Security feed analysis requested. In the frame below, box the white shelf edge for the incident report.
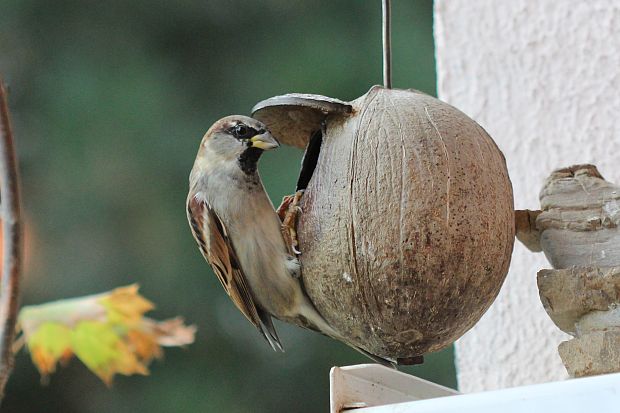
[330,364,458,413]
[346,370,620,413]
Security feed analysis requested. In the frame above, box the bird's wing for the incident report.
[187,195,283,351]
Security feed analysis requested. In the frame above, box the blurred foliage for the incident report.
[18,285,195,385]
[0,0,454,411]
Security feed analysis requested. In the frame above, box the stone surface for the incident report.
[538,266,620,377]
[537,267,620,334]
[435,0,620,391]
[558,330,620,377]
[537,165,620,269]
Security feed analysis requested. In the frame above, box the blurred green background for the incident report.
[0,0,454,411]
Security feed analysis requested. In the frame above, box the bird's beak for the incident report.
[250,132,280,150]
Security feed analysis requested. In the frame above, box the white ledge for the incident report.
[329,364,458,412]
[330,364,620,413]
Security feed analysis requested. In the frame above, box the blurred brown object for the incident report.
[0,78,22,398]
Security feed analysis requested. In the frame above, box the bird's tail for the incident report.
[258,308,284,352]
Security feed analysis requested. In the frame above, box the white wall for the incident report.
[434,0,620,392]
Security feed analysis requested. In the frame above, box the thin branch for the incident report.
[0,79,22,399]
[382,0,392,88]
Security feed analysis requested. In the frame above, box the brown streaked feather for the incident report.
[187,195,283,351]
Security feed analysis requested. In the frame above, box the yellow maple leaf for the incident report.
[16,285,196,385]
[126,328,162,363]
[27,323,72,377]
[99,285,155,326]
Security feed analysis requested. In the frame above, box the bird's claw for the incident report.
[278,190,305,255]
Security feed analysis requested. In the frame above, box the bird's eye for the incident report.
[233,124,254,140]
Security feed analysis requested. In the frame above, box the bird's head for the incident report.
[195,115,279,171]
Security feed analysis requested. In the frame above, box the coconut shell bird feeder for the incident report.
[251,1,515,362]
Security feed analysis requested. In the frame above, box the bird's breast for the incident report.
[230,208,300,317]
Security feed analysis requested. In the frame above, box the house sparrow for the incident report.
[187,115,394,366]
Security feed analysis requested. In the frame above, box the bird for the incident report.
[187,115,394,366]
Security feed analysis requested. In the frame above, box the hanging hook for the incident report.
[382,0,392,89]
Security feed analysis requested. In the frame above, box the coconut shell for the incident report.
[253,93,352,149]
[253,86,515,359]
